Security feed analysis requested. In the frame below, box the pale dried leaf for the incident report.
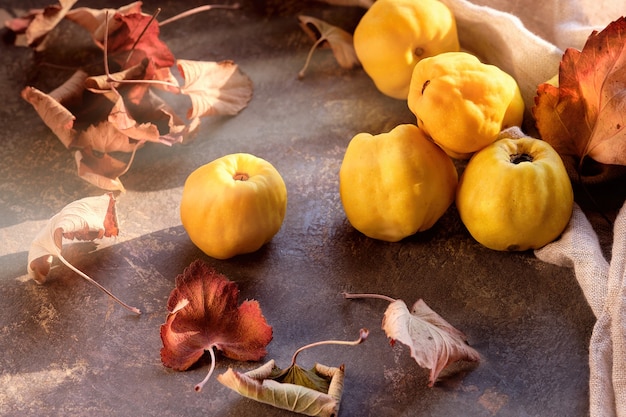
[75,150,128,192]
[218,360,343,417]
[27,193,118,283]
[65,1,144,45]
[21,86,76,148]
[25,0,78,47]
[177,59,253,119]
[382,299,480,387]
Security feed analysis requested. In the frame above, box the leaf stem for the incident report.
[195,345,217,392]
[298,36,326,79]
[290,328,369,367]
[56,254,141,315]
[342,291,396,303]
[159,3,241,27]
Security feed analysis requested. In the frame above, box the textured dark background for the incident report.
[1,1,621,416]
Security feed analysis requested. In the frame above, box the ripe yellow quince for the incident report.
[456,135,573,251]
[353,0,460,100]
[180,153,287,259]
[408,51,525,159]
[339,124,458,242]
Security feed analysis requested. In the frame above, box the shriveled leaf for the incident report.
[533,17,626,168]
[218,360,344,417]
[27,193,140,314]
[382,299,480,387]
[65,2,144,45]
[21,86,77,148]
[75,150,128,192]
[28,193,118,282]
[297,15,360,78]
[8,0,78,48]
[160,259,272,372]
[177,59,254,119]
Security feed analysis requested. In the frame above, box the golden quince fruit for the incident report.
[456,135,573,251]
[339,124,458,242]
[180,153,287,259]
[353,0,460,100]
[408,51,525,159]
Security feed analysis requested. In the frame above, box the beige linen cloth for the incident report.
[437,0,625,415]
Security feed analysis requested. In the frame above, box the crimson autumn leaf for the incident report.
[160,259,273,392]
[344,292,480,387]
[105,12,175,70]
[27,193,140,314]
[297,15,360,79]
[533,17,626,173]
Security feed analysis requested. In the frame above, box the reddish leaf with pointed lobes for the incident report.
[533,17,626,167]
[160,260,273,371]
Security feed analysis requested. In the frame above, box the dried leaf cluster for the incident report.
[7,1,253,191]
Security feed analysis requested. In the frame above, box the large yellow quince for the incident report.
[180,153,287,259]
[339,124,458,242]
[456,135,573,251]
[353,0,459,100]
[408,52,525,159]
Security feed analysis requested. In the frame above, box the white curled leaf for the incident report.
[27,193,140,314]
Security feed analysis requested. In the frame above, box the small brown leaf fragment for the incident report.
[177,59,254,119]
[382,299,480,387]
[6,0,78,48]
[21,86,77,148]
[297,15,360,79]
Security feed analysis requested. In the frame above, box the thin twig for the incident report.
[342,291,396,303]
[57,254,141,315]
[159,3,241,26]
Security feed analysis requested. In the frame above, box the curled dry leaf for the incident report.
[218,361,344,417]
[160,259,273,392]
[27,193,140,314]
[217,328,368,417]
[297,15,360,79]
[533,17,626,179]
[344,293,480,387]
[6,0,78,48]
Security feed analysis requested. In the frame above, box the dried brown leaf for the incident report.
[382,299,481,387]
[177,59,254,119]
[298,15,360,78]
